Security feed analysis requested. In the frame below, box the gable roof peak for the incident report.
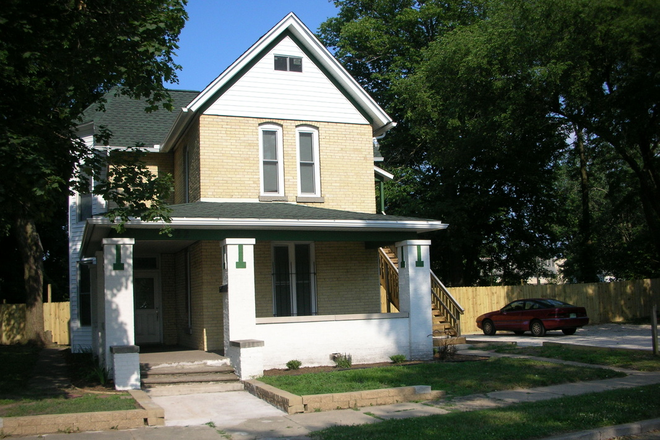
[162,13,394,152]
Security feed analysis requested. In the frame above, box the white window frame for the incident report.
[259,124,284,197]
[296,125,321,197]
[271,242,317,317]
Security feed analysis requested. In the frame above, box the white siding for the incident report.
[204,37,369,125]
[68,131,103,351]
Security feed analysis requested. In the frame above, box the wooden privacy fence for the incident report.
[0,302,70,345]
[451,278,660,335]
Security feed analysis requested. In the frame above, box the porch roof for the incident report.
[80,202,447,256]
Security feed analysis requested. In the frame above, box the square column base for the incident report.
[228,339,264,380]
[110,345,141,390]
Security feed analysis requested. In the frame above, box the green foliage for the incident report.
[0,393,136,417]
[286,360,302,370]
[389,354,407,364]
[333,353,353,369]
[323,0,660,283]
[310,384,660,440]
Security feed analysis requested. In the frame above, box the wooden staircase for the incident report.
[379,246,465,345]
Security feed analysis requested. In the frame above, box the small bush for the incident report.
[286,360,302,370]
[435,344,457,361]
[390,354,407,364]
[333,353,352,369]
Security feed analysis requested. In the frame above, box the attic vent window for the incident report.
[274,55,302,72]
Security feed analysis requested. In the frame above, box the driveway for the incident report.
[465,323,658,351]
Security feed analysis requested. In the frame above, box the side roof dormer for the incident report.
[161,12,395,152]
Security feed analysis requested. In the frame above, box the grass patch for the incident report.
[310,383,660,440]
[0,344,42,397]
[0,345,136,417]
[258,358,624,397]
[484,344,660,371]
[0,393,137,417]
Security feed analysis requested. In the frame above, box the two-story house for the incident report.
[69,13,448,388]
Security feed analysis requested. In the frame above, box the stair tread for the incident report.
[141,364,234,375]
[142,373,239,384]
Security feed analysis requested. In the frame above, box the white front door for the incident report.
[134,273,161,345]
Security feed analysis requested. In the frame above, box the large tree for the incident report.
[0,0,187,343]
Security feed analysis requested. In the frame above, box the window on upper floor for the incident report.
[274,55,302,72]
[296,126,321,198]
[259,124,284,197]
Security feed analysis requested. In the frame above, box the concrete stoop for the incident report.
[244,379,444,414]
[0,390,163,437]
[141,359,240,389]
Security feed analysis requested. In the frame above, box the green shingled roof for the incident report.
[81,89,199,147]
[169,201,437,223]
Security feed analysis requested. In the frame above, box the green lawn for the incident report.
[310,383,660,440]
[482,344,660,371]
[0,345,136,416]
[259,357,624,397]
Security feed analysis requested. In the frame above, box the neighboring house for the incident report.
[69,13,448,388]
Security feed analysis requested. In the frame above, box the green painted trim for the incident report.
[109,228,418,243]
[400,247,406,268]
[415,245,424,267]
[113,244,125,271]
[236,244,247,269]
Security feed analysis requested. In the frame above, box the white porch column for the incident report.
[221,238,263,379]
[102,238,138,387]
[395,240,433,360]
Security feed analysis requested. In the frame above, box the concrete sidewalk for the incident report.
[12,342,660,440]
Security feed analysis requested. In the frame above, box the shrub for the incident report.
[286,360,302,370]
[390,354,407,364]
[435,344,457,361]
[333,353,352,369]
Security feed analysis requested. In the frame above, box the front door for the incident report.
[134,273,161,344]
[272,243,316,316]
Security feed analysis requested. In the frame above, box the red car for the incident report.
[476,298,589,337]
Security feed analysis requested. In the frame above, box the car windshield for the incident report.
[535,299,572,308]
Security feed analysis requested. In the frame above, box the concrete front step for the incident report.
[141,361,239,388]
[433,336,467,346]
[144,382,245,397]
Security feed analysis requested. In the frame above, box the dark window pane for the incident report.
[273,247,291,316]
[134,278,155,309]
[289,57,303,72]
[263,162,278,193]
[295,244,312,315]
[79,265,91,326]
[134,257,158,270]
[262,130,277,160]
[274,56,288,71]
[79,193,92,222]
[299,132,313,162]
[300,163,315,194]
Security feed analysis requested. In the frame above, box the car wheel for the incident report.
[562,328,577,335]
[482,319,496,335]
[530,320,546,337]
[514,331,525,335]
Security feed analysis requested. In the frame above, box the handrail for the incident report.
[378,247,399,312]
[430,271,464,336]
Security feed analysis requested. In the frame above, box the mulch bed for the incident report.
[263,353,488,377]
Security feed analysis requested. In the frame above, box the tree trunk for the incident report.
[575,128,598,282]
[15,215,45,345]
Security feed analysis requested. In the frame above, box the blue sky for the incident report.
[173,1,339,91]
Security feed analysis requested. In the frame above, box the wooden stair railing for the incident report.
[431,271,464,336]
[379,247,464,336]
[378,247,400,312]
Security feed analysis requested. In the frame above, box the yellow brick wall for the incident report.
[144,152,175,204]
[186,241,224,351]
[172,124,201,204]
[254,240,381,317]
[197,115,376,213]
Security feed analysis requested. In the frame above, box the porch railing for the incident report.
[431,271,464,336]
[378,247,400,312]
[378,248,464,336]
